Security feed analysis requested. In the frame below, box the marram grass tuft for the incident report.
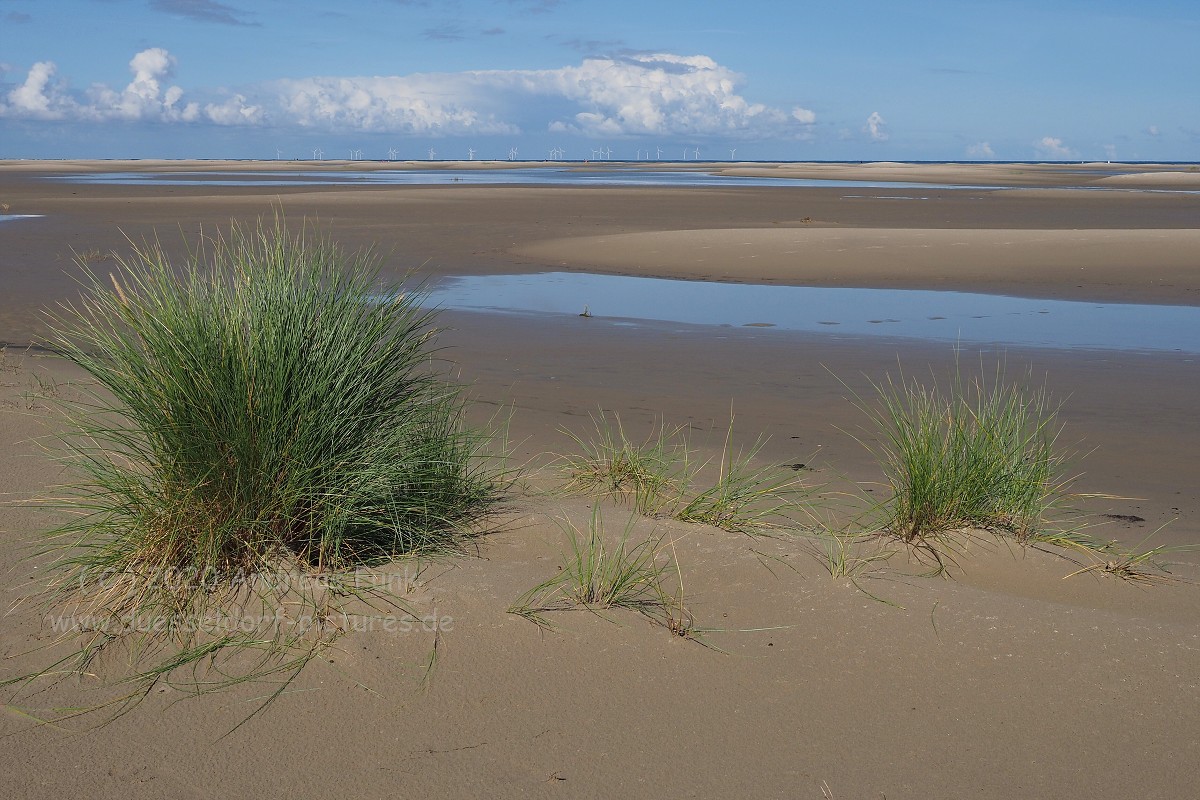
[50,219,501,577]
[6,219,505,721]
[856,362,1072,547]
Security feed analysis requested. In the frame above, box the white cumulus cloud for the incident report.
[864,111,888,141]
[204,93,263,125]
[1,48,206,123]
[1034,136,1076,159]
[791,107,816,124]
[966,141,994,159]
[86,47,203,121]
[273,53,812,138]
[533,53,796,138]
[274,73,519,135]
[5,61,72,119]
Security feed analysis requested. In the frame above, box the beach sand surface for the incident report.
[1,162,1198,799]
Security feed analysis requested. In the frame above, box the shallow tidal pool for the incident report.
[423,271,1200,354]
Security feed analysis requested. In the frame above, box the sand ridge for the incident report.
[517,227,1200,303]
[717,160,1200,188]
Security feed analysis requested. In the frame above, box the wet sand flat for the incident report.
[1,161,1199,799]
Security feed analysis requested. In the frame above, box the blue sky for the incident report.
[1,0,1197,161]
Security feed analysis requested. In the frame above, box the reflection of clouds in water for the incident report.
[428,272,1200,354]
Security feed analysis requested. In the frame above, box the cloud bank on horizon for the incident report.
[0,48,816,142]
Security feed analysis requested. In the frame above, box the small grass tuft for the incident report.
[673,423,802,533]
[1057,529,1192,584]
[810,529,896,580]
[556,412,691,516]
[558,413,809,534]
[508,507,692,634]
[75,247,111,264]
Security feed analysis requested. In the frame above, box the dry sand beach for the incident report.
[2,161,1199,798]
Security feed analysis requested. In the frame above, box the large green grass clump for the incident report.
[860,365,1069,544]
[51,220,500,591]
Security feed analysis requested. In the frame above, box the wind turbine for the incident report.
[387,147,398,161]
[313,147,323,160]
[729,148,736,160]
[508,146,518,161]
[467,147,476,160]
[656,146,663,160]
[693,147,701,160]
[428,146,437,160]
[683,147,688,161]
[603,146,612,160]
[276,148,283,160]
